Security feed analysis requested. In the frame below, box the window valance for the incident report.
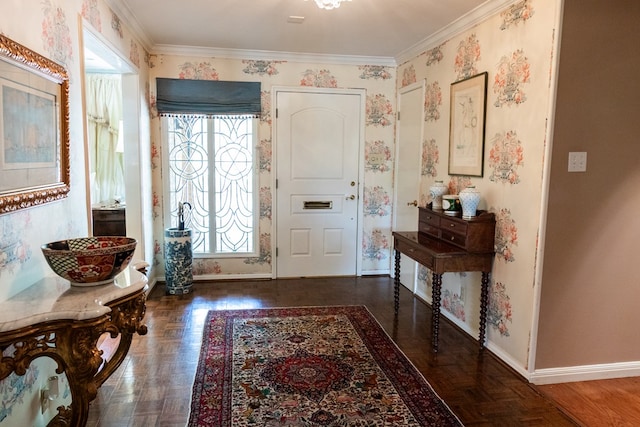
[156,78,261,116]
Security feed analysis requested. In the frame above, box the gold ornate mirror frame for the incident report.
[0,34,70,214]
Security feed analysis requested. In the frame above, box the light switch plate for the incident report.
[568,152,587,172]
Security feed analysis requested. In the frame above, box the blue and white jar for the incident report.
[429,180,448,210]
[459,186,481,219]
[164,227,193,294]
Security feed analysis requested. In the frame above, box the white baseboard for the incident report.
[435,299,640,386]
[530,361,640,385]
[361,269,391,276]
[439,310,533,381]
[154,273,272,285]
[440,309,475,338]
[145,276,158,294]
[484,341,531,379]
[192,273,272,281]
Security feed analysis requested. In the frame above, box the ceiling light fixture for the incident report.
[312,0,351,10]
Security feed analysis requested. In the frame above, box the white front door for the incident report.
[393,81,425,293]
[275,88,363,277]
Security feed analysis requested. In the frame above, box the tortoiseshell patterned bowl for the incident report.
[41,237,136,286]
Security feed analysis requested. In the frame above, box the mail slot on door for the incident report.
[304,201,333,209]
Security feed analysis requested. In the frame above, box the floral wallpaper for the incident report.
[488,130,525,184]
[399,0,557,367]
[0,0,562,422]
[0,0,151,424]
[493,49,531,106]
[0,213,32,274]
[149,56,397,276]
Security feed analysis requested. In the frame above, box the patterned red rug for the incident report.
[188,306,462,426]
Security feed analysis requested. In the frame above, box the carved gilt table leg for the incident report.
[0,287,148,427]
[54,319,111,426]
[0,316,109,427]
[94,291,148,387]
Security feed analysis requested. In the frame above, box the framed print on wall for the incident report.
[0,34,70,214]
[448,72,487,177]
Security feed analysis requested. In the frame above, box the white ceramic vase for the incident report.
[429,180,448,209]
[459,186,481,219]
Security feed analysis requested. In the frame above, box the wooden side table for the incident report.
[0,266,148,426]
[393,209,495,352]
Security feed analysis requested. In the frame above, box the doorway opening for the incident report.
[80,23,144,259]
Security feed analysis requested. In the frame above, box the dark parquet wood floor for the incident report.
[87,276,581,426]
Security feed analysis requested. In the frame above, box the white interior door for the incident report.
[275,89,363,277]
[393,81,425,292]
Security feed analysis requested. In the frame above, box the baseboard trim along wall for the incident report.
[530,361,640,385]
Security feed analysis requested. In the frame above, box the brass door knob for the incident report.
[407,200,418,207]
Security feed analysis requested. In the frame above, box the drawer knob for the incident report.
[450,223,455,227]
[451,236,455,241]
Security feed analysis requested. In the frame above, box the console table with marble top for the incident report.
[0,265,149,426]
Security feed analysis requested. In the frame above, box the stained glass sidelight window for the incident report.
[164,114,257,255]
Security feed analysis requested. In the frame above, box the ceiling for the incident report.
[112,0,496,64]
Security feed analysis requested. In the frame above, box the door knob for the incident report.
[407,200,418,207]
[346,195,356,200]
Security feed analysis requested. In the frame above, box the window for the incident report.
[156,78,261,257]
[163,114,258,256]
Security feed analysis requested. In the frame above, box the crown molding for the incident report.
[395,0,517,65]
[151,44,397,67]
[104,0,153,52]
[104,0,516,68]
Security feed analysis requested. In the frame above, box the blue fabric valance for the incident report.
[156,78,261,116]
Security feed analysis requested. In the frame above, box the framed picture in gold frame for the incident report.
[0,34,70,214]
[448,72,487,177]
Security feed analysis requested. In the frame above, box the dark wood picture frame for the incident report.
[448,72,487,177]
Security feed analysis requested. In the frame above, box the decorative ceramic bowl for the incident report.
[41,237,137,286]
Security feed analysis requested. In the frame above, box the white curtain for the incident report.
[86,74,124,205]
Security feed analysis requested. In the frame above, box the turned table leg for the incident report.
[393,249,401,315]
[431,272,443,352]
[479,272,490,350]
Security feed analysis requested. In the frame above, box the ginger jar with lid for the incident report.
[429,180,448,209]
[459,186,481,219]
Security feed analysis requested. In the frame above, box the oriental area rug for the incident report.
[188,306,462,426]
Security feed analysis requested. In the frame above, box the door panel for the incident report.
[276,90,362,277]
[393,81,425,293]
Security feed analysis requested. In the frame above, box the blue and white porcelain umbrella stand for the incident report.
[164,202,193,294]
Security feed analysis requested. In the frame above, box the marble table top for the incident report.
[0,265,148,333]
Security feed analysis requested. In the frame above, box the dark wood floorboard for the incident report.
[87,276,578,426]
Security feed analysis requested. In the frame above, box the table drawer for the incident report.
[440,217,468,235]
[419,209,440,227]
[441,229,466,248]
[395,237,434,269]
[418,221,440,238]
[417,206,495,254]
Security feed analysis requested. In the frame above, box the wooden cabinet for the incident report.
[92,207,126,236]
[418,206,495,253]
